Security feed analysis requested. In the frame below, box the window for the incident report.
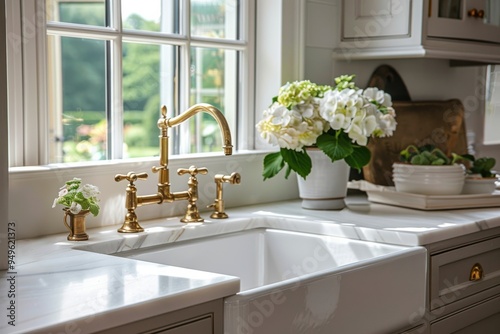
[485,65,500,145]
[9,0,252,166]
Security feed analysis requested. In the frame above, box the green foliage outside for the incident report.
[57,3,228,162]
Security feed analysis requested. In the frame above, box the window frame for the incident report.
[484,64,500,145]
[8,0,256,168]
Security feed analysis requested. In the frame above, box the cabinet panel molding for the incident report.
[335,0,500,63]
[430,236,500,310]
[430,294,500,333]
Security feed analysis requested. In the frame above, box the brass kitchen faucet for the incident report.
[115,104,237,232]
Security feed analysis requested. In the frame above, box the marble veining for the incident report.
[2,198,500,333]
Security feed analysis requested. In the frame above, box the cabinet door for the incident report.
[395,323,429,334]
[427,0,500,44]
[152,316,212,334]
[342,0,412,40]
[430,294,500,333]
[97,299,223,334]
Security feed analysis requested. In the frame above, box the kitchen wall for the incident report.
[303,0,495,163]
[6,0,498,242]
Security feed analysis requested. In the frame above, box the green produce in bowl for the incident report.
[399,144,454,165]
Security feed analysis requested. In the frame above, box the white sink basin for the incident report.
[111,228,427,334]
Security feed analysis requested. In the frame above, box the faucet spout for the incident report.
[160,103,233,155]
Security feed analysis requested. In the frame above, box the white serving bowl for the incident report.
[394,178,464,195]
[392,172,465,180]
[393,163,465,175]
[392,163,465,195]
[461,177,497,194]
[393,176,465,184]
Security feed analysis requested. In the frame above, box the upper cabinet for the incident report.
[334,0,500,63]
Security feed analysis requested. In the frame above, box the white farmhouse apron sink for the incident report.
[105,227,426,334]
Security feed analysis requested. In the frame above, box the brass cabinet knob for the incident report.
[468,8,485,18]
[469,263,484,281]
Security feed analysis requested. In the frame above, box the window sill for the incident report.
[8,150,273,179]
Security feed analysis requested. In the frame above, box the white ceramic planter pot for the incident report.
[462,177,497,194]
[297,149,350,210]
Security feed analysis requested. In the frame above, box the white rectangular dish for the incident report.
[367,187,500,210]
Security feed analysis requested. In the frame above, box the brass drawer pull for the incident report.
[469,263,484,281]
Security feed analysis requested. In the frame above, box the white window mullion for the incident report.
[239,0,255,150]
[160,1,178,119]
[109,0,121,30]
[178,0,192,154]
[37,0,50,165]
[6,0,24,167]
[223,1,238,148]
[109,37,124,159]
[47,34,63,164]
[109,0,123,159]
[22,0,43,165]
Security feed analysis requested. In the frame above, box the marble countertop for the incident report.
[1,236,240,334]
[2,196,500,333]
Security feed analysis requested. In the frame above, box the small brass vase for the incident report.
[63,208,90,241]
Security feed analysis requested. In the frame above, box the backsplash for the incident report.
[9,152,299,239]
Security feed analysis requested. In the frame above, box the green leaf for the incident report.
[281,148,312,179]
[284,164,293,179]
[472,157,496,177]
[344,145,371,170]
[399,145,419,162]
[89,203,99,216]
[411,155,428,165]
[80,201,90,210]
[431,148,450,164]
[262,152,285,180]
[316,131,353,162]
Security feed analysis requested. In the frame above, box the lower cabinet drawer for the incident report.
[430,236,500,310]
[152,315,213,334]
[430,294,500,333]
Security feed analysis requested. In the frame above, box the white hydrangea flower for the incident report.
[377,112,397,137]
[347,116,368,146]
[329,113,346,130]
[255,77,398,180]
[82,184,99,199]
[256,78,396,179]
[257,100,328,151]
[362,114,378,137]
[295,102,314,119]
[69,201,82,214]
[363,87,390,106]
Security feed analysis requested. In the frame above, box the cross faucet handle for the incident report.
[177,166,208,177]
[151,165,166,173]
[114,172,148,184]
